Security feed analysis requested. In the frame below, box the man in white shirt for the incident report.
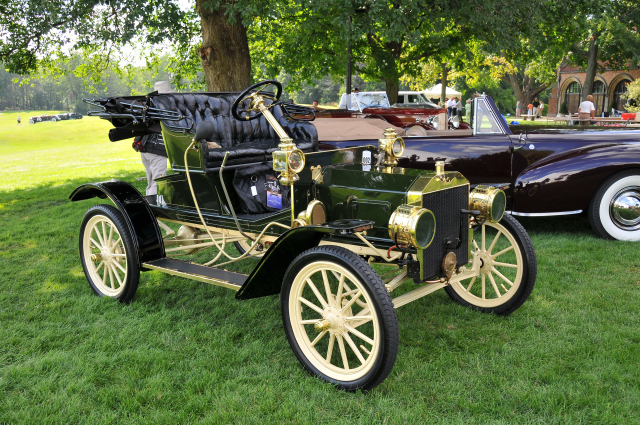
[578,95,596,124]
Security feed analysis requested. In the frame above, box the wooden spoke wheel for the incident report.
[281,246,398,391]
[233,239,267,258]
[79,205,140,302]
[445,214,536,315]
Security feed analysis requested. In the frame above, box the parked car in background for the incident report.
[394,91,441,108]
[321,95,640,241]
[28,112,83,124]
[313,91,447,136]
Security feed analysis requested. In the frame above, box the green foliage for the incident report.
[622,80,640,112]
[559,101,569,115]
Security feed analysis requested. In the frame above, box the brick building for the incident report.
[547,63,639,116]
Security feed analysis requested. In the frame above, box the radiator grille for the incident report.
[421,185,469,280]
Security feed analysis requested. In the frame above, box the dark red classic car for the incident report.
[314,91,469,135]
[320,95,640,241]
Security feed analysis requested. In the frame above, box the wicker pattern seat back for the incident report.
[151,93,318,172]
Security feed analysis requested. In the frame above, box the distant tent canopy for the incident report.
[422,84,461,99]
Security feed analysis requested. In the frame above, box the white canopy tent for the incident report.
[422,84,461,99]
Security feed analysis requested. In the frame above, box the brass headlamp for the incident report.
[469,185,506,223]
[388,205,436,249]
[378,128,405,167]
[292,200,327,227]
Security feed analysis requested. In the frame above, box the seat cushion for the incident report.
[151,93,318,171]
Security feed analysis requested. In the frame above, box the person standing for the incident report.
[17,115,21,125]
[446,98,453,117]
[527,102,533,119]
[532,98,540,117]
[134,80,172,201]
[516,101,522,117]
[455,97,463,120]
[578,94,596,125]
[538,100,545,117]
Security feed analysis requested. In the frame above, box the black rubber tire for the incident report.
[444,214,537,315]
[588,169,640,241]
[281,245,399,391]
[79,204,140,303]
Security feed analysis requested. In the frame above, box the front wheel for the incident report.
[281,246,399,391]
[588,169,640,240]
[79,205,140,302]
[444,214,536,315]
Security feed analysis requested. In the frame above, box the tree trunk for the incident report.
[582,36,598,100]
[385,79,399,105]
[196,0,252,91]
[440,63,448,105]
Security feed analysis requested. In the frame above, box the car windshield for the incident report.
[339,93,391,111]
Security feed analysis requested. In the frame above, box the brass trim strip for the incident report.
[142,262,245,291]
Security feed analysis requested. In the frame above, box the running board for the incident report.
[142,258,246,291]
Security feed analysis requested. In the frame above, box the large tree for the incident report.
[567,0,640,100]
[0,0,252,91]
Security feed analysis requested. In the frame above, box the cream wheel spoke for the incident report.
[107,224,114,250]
[343,332,366,365]
[310,330,327,347]
[108,264,115,289]
[93,225,104,247]
[336,335,349,370]
[112,264,124,287]
[95,261,104,272]
[102,222,108,249]
[305,278,328,308]
[300,319,321,325]
[481,274,486,299]
[487,230,502,255]
[111,253,126,258]
[321,270,333,307]
[341,290,362,313]
[493,261,518,268]
[345,324,374,346]
[101,264,108,287]
[487,271,502,297]
[335,273,346,308]
[325,334,335,363]
[112,259,127,274]
[466,276,476,292]
[492,245,514,259]
[473,239,480,251]
[91,234,103,250]
[482,224,486,251]
[299,296,324,315]
[492,267,514,288]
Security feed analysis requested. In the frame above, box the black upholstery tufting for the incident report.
[150,93,318,172]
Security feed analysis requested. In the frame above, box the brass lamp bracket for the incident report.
[378,127,405,168]
[244,92,306,225]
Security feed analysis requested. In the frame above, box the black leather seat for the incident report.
[151,93,318,173]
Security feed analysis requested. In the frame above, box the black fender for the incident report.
[236,220,372,300]
[70,180,164,265]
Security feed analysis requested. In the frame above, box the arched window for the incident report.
[592,80,606,116]
[613,80,631,112]
[564,81,581,114]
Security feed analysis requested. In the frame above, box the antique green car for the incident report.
[71,81,536,390]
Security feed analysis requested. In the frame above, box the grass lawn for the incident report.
[1,111,640,424]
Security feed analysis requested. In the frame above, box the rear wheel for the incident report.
[281,246,398,391]
[405,125,429,136]
[79,205,140,302]
[444,214,536,315]
[588,169,640,240]
[233,239,267,257]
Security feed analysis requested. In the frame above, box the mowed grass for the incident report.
[1,110,640,424]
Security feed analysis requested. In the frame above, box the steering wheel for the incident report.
[232,80,283,121]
